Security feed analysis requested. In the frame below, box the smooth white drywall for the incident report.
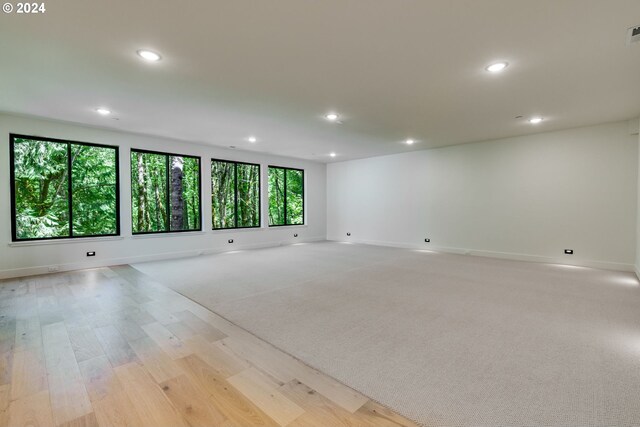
[636,117,640,277]
[328,121,638,271]
[0,113,327,278]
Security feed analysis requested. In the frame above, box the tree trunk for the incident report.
[144,157,157,229]
[48,147,79,215]
[153,184,162,228]
[182,199,189,229]
[191,193,197,228]
[275,171,284,224]
[137,153,148,231]
[217,165,228,228]
[250,166,257,225]
[170,156,184,231]
[38,178,52,216]
[239,167,246,226]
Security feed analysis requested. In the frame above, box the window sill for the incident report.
[212,225,308,233]
[212,227,263,234]
[131,231,206,240]
[8,236,124,247]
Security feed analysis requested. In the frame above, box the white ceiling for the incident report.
[1,0,639,162]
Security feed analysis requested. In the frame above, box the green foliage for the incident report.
[131,152,167,233]
[285,169,304,225]
[268,167,285,225]
[237,163,260,228]
[268,167,303,226]
[12,137,118,240]
[212,160,260,229]
[72,144,117,236]
[182,157,201,230]
[212,160,235,229]
[131,151,200,233]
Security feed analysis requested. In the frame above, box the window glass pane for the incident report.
[71,144,118,236]
[13,138,70,239]
[131,151,168,233]
[181,157,201,231]
[285,169,304,225]
[268,167,286,226]
[237,163,260,228]
[211,160,236,229]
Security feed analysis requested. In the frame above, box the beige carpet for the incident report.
[133,242,640,426]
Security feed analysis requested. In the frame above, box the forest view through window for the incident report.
[211,159,260,229]
[131,149,201,234]
[268,166,304,226]
[10,134,119,241]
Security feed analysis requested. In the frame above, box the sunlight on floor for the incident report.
[608,275,639,287]
[549,263,588,270]
[223,250,244,255]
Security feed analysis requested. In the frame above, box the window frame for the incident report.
[9,133,121,242]
[130,148,203,235]
[268,165,305,227]
[211,158,262,231]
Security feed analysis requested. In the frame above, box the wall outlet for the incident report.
[564,249,574,255]
[228,239,234,244]
[86,251,96,257]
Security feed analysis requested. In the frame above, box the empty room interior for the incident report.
[2,1,640,426]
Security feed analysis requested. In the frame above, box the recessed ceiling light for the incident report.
[330,152,337,157]
[325,112,339,122]
[405,139,415,145]
[529,117,543,124]
[95,108,111,116]
[137,49,161,62]
[247,136,257,143]
[485,62,508,73]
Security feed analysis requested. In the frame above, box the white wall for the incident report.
[328,120,638,271]
[636,117,640,276]
[0,113,327,279]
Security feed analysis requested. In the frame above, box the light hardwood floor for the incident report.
[0,265,418,427]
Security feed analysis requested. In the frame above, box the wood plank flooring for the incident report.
[0,265,418,427]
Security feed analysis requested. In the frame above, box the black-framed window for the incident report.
[10,134,120,241]
[268,166,304,226]
[211,159,261,229]
[131,149,201,234]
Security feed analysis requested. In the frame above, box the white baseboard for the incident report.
[328,237,634,272]
[3,236,632,280]
[0,237,326,280]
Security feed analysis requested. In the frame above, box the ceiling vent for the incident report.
[627,25,640,45]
